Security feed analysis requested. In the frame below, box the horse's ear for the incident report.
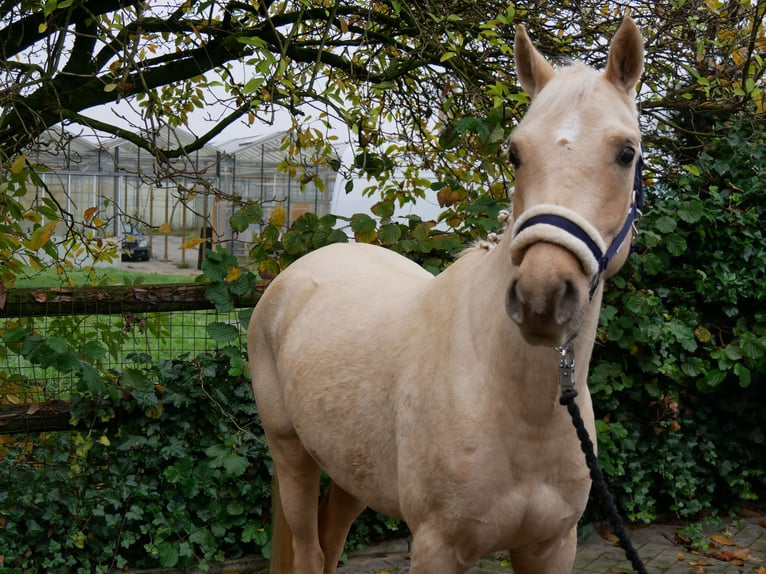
[515,25,555,98]
[604,17,644,95]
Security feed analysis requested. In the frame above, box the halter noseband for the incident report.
[510,155,644,299]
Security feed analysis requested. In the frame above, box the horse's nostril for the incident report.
[555,278,581,324]
[506,279,524,324]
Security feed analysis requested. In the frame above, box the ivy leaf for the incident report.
[205,444,248,476]
[734,363,751,387]
[157,541,179,567]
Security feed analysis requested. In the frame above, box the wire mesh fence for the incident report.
[0,284,258,407]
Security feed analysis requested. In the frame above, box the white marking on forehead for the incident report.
[554,113,581,145]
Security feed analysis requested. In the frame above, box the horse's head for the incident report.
[505,17,644,347]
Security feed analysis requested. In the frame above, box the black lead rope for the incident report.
[557,346,649,574]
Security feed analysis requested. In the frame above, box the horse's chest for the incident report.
[399,415,592,550]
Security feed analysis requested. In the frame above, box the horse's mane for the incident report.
[459,209,512,257]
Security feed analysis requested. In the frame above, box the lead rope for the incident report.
[556,345,649,574]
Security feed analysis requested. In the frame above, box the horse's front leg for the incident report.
[508,527,578,574]
[408,525,473,574]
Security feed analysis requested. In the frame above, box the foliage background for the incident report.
[0,0,765,570]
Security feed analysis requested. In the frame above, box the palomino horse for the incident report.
[248,17,644,573]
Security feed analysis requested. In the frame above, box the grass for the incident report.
[14,266,200,288]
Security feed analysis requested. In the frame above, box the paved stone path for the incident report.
[338,515,766,573]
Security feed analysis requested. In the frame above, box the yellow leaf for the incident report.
[10,154,25,175]
[25,221,57,250]
[694,325,712,343]
[710,534,737,547]
[23,212,41,222]
[83,206,98,222]
[103,83,117,93]
[38,21,47,33]
[269,204,286,227]
[158,222,172,234]
[180,238,207,250]
[226,267,242,282]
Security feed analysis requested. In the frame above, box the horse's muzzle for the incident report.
[506,241,588,346]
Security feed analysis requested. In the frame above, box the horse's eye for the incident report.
[507,143,521,169]
[617,146,636,167]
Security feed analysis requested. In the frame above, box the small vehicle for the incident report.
[121,223,151,262]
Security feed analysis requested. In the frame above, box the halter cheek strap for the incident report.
[510,156,644,299]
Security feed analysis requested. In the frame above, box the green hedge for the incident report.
[591,114,766,522]
[0,350,271,572]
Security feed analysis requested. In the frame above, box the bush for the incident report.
[592,113,766,522]
[0,350,270,572]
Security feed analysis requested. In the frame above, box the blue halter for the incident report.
[513,156,644,298]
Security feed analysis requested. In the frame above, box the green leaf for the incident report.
[205,444,248,476]
[81,341,108,362]
[230,203,263,232]
[281,229,307,255]
[378,223,402,245]
[412,222,432,242]
[327,229,349,243]
[678,200,705,223]
[734,363,751,387]
[351,213,377,242]
[79,362,106,396]
[664,234,687,256]
[229,270,258,296]
[207,322,239,343]
[205,282,234,312]
[291,212,320,232]
[157,541,179,567]
[654,215,677,234]
[120,367,150,390]
[371,199,395,220]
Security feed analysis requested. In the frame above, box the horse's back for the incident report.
[250,242,431,342]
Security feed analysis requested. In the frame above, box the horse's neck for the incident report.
[444,235,602,418]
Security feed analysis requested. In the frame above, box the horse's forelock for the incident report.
[529,63,598,111]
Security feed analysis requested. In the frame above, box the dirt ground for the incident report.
[118,234,205,276]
